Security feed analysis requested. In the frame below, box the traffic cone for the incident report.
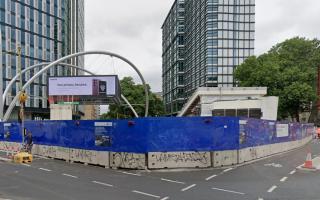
[303,152,314,169]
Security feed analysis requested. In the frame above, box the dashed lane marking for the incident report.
[211,187,245,195]
[267,185,277,193]
[160,197,169,200]
[289,170,296,175]
[62,173,78,179]
[39,168,51,172]
[280,177,288,182]
[161,178,185,184]
[21,163,31,167]
[92,181,114,187]
[181,184,196,192]
[258,198,264,200]
[205,174,217,181]
[121,171,141,176]
[223,168,233,173]
[132,190,161,198]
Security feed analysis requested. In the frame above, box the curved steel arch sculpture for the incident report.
[2,62,138,119]
[0,55,144,121]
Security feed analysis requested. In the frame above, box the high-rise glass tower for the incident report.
[0,0,84,119]
[162,0,255,115]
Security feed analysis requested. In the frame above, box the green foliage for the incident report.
[234,37,320,121]
[101,77,165,119]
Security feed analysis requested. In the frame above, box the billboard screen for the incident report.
[48,75,121,104]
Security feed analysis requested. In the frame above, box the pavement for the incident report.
[1,140,320,200]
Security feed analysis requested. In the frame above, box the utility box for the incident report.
[50,104,72,120]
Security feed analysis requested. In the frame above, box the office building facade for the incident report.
[0,0,84,119]
[162,0,255,114]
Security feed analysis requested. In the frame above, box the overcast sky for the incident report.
[84,0,319,93]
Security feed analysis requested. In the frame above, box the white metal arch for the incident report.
[3,51,149,120]
[2,62,138,119]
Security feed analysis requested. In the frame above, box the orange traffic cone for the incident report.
[303,152,314,169]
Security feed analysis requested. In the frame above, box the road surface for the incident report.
[1,140,320,200]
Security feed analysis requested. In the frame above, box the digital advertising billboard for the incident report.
[48,75,121,104]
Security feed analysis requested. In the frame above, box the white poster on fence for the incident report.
[276,124,289,137]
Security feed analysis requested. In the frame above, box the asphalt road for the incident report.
[1,140,320,200]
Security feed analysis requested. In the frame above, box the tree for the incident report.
[234,37,320,121]
[101,77,165,119]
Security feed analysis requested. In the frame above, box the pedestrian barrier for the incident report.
[0,117,315,169]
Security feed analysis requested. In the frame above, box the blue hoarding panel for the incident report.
[0,117,314,153]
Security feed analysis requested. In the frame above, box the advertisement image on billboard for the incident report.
[48,75,120,104]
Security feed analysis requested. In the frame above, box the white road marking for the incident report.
[161,178,185,184]
[211,187,245,195]
[223,168,233,173]
[39,168,51,172]
[264,163,282,168]
[21,163,31,167]
[289,170,296,175]
[121,171,141,176]
[258,198,264,200]
[280,177,288,182]
[62,173,78,179]
[160,197,169,200]
[267,185,277,193]
[181,184,196,192]
[132,190,160,198]
[205,174,217,181]
[92,181,113,187]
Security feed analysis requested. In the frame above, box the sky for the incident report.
[85,0,320,93]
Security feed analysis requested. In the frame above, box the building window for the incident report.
[207,75,218,81]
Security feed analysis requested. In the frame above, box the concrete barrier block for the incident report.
[238,147,258,163]
[110,152,146,169]
[55,147,70,161]
[213,150,237,167]
[238,149,245,163]
[255,145,269,158]
[31,144,40,155]
[37,145,57,158]
[269,143,281,154]
[96,151,109,168]
[0,142,20,153]
[70,148,98,165]
[147,152,211,169]
[282,142,290,152]
[263,145,272,157]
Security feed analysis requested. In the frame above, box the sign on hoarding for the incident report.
[48,75,121,105]
[276,124,289,137]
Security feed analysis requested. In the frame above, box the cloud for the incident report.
[85,0,319,92]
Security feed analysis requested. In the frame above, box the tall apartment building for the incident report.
[0,0,84,120]
[162,0,255,114]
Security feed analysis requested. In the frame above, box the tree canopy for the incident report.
[101,77,165,119]
[234,37,320,121]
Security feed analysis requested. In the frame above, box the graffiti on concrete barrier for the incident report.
[112,152,145,169]
[37,145,57,157]
[71,149,96,163]
[153,152,210,165]
[0,142,20,153]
